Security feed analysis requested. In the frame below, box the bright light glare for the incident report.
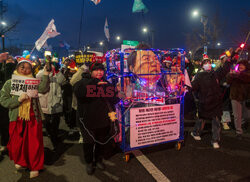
[142,27,148,33]
[99,42,103,46]
[192,10,199,17]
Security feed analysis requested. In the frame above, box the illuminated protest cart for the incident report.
[105,48,185,161]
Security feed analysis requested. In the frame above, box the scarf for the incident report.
[13,70,34,121]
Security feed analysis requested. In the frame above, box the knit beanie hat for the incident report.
[90,62,105,72]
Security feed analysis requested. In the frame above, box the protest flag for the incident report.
[104,17,110,42]
[35,19,60,51]
[132,0,148,13]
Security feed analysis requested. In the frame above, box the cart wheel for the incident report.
[175,142,182,151]
[124,154,130,162]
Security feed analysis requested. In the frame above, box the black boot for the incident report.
[86,163,95,175]
[96,160,105,171]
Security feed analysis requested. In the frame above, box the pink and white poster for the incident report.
[10,75,40,98]
[130,104,180,148]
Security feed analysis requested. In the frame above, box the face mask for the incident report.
[203,63,212,71]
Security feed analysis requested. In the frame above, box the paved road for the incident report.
[0,120,250,182]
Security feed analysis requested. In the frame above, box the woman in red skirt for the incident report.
[0,58,49,178]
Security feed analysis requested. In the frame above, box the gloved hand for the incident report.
[108,111,117,122]
[18,93,29,102]
[97,81,108,85]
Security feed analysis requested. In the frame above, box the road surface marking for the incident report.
[133,150,171,182]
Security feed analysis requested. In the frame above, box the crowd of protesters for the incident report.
[0,44,249,178]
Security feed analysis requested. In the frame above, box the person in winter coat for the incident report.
[218,53,232,130]
[0,53,16,154]
[74,62,120,175]
[0,59,50,178]
[70,64,89,143]
[190,49,237,149]
[36,62,66,150]
[61,59,76,133]
[226,59,250,139]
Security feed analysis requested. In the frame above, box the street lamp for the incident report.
[1,21,6,26]
[217,42,221,46]
[142,27,148,33]
[192,10,199,17]
[0,21,7,51]
[87,46,90,49]
[142,27,155,47]
[99,41,103,46]
[1,22,6,26]
[116,36,121,41]
[191,10,208,54]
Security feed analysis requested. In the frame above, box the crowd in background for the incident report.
[0,45,249,178]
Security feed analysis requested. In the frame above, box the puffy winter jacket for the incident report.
[191,61,232,119]
[226,71,250,102]
[74,76,120,130]
[36,70,66,114]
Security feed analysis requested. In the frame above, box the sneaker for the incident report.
[86,163,95,175]
[212,142,220,149]
[191,132,201,141]
[223,123,230,130]
[96,161,105,171]
[15,164,25,170]
[0,146,7,152]
[78,135,83,144]
[30,171,39,178]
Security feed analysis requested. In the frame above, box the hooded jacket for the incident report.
[36,70,66,114]
[74,75,120,130]
[191,61,232,119]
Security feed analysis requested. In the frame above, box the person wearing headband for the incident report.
[0,58,50,178]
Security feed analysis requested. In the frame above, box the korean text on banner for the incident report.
[75,52,95,64]
[10,75,41,98]
[130,104,180,148]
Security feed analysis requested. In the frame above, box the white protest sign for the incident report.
[10,75,41,98]
[130,104,180,148]
[121,44,136,52]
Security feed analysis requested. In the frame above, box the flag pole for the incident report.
[30,46,36,55]
[78,0,85,49]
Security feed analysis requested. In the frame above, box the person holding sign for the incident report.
[36,58,66,151]
[74,62,120,175]
[0,58,50,178]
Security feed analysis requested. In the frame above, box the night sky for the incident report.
[5,0,250,51]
